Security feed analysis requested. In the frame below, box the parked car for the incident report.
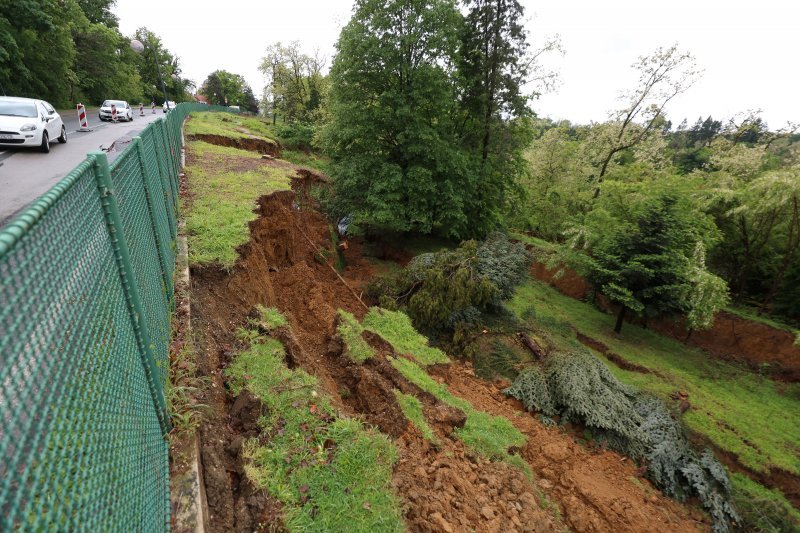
[0,96,66,153]
[99,100,133,121]
[162,101,177,113]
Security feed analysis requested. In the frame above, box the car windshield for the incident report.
[0,101,38,118]
[102,100,126,107]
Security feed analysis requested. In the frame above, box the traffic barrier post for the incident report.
[77,103,91,132]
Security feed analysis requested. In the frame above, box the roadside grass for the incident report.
[508,279,800,479]
[391,356,528,474]
[166,336,209,438]
[394,391,438,444]
[227,333,404,532]
[183,140,292,268]
[362,308,450,366]
[337,310,375,363]
[185,111,278,143]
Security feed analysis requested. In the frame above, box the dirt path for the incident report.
[187,175,709,531]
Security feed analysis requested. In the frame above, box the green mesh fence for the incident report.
[0,102,232,530]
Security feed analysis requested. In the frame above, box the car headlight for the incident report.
[20,123,37,132]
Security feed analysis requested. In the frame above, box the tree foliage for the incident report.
[199,70,258,112]
[321,0,554,238]
[565,180,728,333]
[259,41,327,123]
[0,4,188,107]
[367,233,529,342]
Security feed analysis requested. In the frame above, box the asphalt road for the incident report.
[0,108,166,226]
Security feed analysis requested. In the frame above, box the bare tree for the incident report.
[592,44,701,198]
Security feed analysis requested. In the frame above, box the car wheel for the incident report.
[58,125,67,144]
[40,131,50,153]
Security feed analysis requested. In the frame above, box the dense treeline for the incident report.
[516,110,800,320]
[0,0,192,107]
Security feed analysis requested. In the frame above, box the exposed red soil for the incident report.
[436,364,707,532]
[529,260,800,382]
[530,260,590,300]
[184,178,718,531]
[188,133,281,157]
[575,332,653,375]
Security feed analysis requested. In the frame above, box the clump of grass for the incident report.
[227,332,403,532]
[391,356,527,473]
[253,305,287,332]
[363,308,449,366]
[337,310,375,363]
[394,391,437,443]
[183,140,292,268]
[166,337,209,438]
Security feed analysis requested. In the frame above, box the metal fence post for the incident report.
[151,119,175,226]
[133,136,174,304]
[89,150,171,436]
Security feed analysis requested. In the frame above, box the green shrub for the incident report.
[367,233,529,344]
[505,352,739,532]
[275,121,316,151]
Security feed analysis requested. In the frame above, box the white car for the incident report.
[0,96,66,153]
[162,101,177,113]
[99,100,133,122]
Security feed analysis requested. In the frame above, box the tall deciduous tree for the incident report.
[320,0,468,236]
[259,42,326,123]
[199,70,256,111]
[457,0,536,235]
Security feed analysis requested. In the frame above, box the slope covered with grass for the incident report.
[227,322,403,532]
[183,141,292,268]
[509,278,800,528]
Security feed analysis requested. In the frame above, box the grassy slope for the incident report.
[187,112,330,173]
[509,280,800,477]
[227,328,403,532]
[509,279,800,523]
[184,140,292,267]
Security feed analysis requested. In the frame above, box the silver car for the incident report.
[99,100,133,122]
[0,96,66,153]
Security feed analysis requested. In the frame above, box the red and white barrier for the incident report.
[111,104,118,122]
[139,103,145,116]
[76,103,91,132]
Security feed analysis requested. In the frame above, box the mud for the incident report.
[188,133,281,157]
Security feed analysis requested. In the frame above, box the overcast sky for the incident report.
[117,0,799,128]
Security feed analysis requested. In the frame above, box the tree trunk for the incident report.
[614,306,627,334]
[760,195,799,312]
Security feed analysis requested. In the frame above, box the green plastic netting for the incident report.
[0,103,231,530]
